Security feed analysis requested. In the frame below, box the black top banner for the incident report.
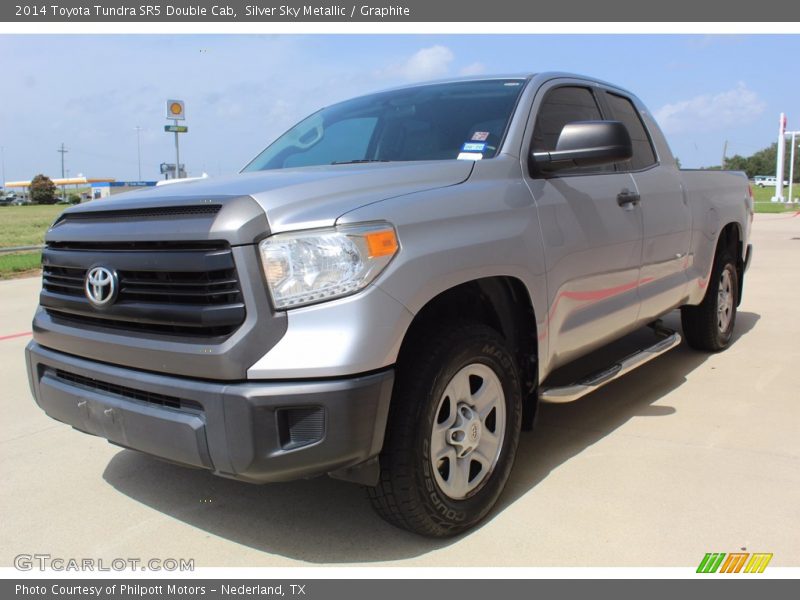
[3,0,800,22]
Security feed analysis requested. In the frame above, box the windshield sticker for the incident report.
[457,152,483,161]
[471,131,490,141]
[461,142,487,152]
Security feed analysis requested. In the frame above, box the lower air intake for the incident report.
[277,407,325,450]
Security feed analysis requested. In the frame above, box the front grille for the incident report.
[44,311,239,338]
[53,369,203,413]
[55,205,221,224]
[44,265,241,306]
[47,240,229,252]
[40,242,246,339]
[42,265,85,296]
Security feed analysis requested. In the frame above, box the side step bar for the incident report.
[538,330,682,403]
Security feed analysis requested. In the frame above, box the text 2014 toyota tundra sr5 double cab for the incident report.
[26,74,753,537]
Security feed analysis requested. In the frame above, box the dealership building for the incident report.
[88,180,157,199]
[3,177,156,201]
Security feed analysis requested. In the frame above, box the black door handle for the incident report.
[617,189,641,207]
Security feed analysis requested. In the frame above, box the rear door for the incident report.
[522,81,644,369]
[600,90,692,319]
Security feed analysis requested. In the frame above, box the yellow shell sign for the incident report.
[166,99,185,120]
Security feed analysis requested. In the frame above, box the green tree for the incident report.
[747,144,779,179]
[720,143,799,182]
[29,174,58,205]
[726,154,748,173]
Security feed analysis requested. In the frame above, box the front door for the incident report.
[522,82,644,369]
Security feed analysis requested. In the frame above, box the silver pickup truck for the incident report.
[26,73,753,537]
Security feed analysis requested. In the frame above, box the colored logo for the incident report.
[696,552,773,573]
[461,142,486,152]
[84,266,118,307]
[166,98,186,120]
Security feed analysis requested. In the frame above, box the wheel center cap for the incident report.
[469,422,480,442]
[447,403,482,457]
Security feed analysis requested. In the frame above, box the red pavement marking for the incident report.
[769,210,800,219]
[0,331,32,342]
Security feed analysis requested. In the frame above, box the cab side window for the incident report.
[604,92,657,171]
[532,86,612,175]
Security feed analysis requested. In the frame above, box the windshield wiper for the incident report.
[331,159,391,165]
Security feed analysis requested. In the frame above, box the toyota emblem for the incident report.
[84,266,118,307]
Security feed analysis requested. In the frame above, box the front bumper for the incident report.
[26,341,393,484]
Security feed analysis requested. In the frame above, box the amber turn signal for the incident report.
[365,229,399,258]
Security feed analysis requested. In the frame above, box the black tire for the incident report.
[368,321,523,537]
[681,248,739,352]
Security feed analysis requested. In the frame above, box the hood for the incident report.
[68,161,473,233]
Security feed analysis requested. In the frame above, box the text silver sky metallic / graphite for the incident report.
[244,5,411,17]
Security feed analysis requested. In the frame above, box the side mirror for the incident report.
[532,120,632,172]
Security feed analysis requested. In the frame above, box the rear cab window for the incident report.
[603,91,658,171]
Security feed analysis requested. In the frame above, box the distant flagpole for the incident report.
[774,113,786,202]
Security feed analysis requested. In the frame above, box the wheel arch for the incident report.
[396,276,540,429]
[717,221,745,306]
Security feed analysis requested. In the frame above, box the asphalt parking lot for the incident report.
[1,213,798,568]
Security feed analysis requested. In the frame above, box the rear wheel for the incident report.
[369,322,522,537]
[681,249,738,351]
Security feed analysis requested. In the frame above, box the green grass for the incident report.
[0,251,42,279]
[753,202,798,214]
[0,205,63,278]
[0,205,65,248]
[751,184,800,212]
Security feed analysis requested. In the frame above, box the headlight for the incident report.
[258,222,399,309]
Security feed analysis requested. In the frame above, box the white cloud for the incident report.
[396,45,454,81]
[459,62,486,76]
[654,82,766,134]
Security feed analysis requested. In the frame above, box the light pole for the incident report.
[135,126,142,181]
[57,142,68,202]
[174,124,181,179]
[721,140,728,170]
[789,133,798,204]
[774,113,786,201]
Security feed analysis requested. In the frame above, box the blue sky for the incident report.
[0,34,797,183]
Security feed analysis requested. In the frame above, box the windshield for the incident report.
[242,79,526,172]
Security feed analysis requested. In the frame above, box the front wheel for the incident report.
[369,322,523,537]
[681,249,739,351]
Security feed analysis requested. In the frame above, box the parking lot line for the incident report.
[0,331,31,342]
